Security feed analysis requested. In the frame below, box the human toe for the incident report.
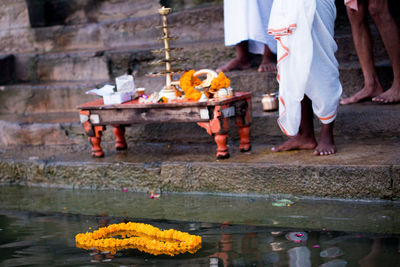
[340,97,356,105]
[372,97,387,103]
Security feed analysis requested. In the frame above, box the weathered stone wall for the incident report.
[0,0,30,30]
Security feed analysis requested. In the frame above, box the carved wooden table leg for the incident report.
[237,124,251,152]
[80,110,105,158]
[214,133,229,159]
[90,125,105,157]
[113,125,127,150]
[235,97,252,152]
[198,105,230,159]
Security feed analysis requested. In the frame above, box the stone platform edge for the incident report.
[0,159,398,200]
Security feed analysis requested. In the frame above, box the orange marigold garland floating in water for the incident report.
[75,222,202,256]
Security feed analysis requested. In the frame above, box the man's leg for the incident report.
[340,0,384,105]
[368,0,400,103]
[216,41,251,72]
[258,45,277,72]
[271,95,317,152]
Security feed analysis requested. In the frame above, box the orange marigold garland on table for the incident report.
[75,222,202,256]
[179,70,231,100]
[210,72,230,93]
[179,70,202,101]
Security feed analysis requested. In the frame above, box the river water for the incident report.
[0,186,399,266]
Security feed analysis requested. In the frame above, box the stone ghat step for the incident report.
[0,1,383,57]
[0,5,224,55]
[5,29,387,85]
[1,0,221,31]
[0,136,399,200]
[5,29,388,88]
[0,102,399,148]
[0,57,393,115]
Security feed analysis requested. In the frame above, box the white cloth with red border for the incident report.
[268,0,342,136]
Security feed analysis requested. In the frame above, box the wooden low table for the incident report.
[77,92,251,159]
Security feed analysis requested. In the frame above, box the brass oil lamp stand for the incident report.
[150,6,184,101]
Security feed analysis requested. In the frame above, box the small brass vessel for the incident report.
[262,92,278,111]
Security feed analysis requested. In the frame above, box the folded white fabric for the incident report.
[268,0,342,136]
[224,0,277,54]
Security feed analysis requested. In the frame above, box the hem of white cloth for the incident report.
[277,95,295,137]
[268,24,297,82]
[317,110,338,124]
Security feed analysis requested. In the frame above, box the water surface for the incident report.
[1,210,400,266]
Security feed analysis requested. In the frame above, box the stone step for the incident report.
[0,52,393,115]
[1,0,388,59]
[0,0,165,31]
[0,100,398,149]
[25,0,162,28]
[0,135,398,200]
[2,0,357,31]
[1,13,385,62]
[0,5,224,55]
[7,36,392,96]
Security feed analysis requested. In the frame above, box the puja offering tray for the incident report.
[77,6,252,159]
[78,92,251,159]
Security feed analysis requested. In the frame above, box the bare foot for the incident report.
[258,61,277,72]
[372,84,400,103]
[314,142,336,156]
[340,80,384,105]
[258,54,277,72]
[258,45,277,72]
[314,123,336,156]
[271,135,317,152]
[216,57,251,73]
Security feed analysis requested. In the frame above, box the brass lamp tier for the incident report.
[150,6,185,100]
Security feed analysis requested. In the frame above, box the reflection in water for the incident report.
[0,210,399,266]
[87,215,115,263]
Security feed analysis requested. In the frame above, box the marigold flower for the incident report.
[179,70,230,100]
[75,222,202,256]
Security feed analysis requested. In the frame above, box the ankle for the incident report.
[235,55,250,64]
[319,123,334,143]
[364,77,382,91]
[296,131,316,144]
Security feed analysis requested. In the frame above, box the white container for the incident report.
[136,88,146,97]
[262,93,278,111]
[215,88,228,99]
[227,87,234,97]
[103,91,132,105]
[116,74,135,91]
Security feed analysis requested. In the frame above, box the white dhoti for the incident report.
[224,0,277,55]
[268,0,342,136]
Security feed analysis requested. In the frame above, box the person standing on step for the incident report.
[268,0,342,156]
[340,0,400,104]
[216,0,277,73]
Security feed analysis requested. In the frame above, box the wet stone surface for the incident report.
[0,136,399,199]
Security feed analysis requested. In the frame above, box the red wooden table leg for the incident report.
[235,97,252,152]
[113,125,127,150]
[89,125,105,157]
[214,133,229,159]
[198,105,230,159]
[236,124,251,152]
